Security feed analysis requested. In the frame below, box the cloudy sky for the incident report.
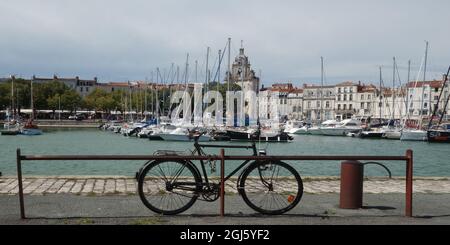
[1,0,449,86]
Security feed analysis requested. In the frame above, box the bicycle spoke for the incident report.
[138,160,200,215]
[241,161,303,215]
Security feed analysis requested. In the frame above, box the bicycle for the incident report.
[136,137,304,215]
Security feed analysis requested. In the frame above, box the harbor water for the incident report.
[0,128,449,177]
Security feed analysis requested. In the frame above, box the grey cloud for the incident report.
[0,0,449,86]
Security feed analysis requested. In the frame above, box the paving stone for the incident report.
[46,179,67,194]
[57,180,76,194]
[70,180,86,194]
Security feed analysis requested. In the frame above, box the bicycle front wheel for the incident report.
[137,160,202,215]
[239,161,303,215]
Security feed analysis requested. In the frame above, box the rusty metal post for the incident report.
[16,148,25,219]
[406,149,413,217]
[220,149,225,217]
[340,160,364,209]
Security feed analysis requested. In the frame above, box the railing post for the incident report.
[16,148,25,219]
[406,149,413,217]
[220,149,225,217]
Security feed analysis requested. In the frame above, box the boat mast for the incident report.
[430,66,450,128]
[320,56,324,122]
[240,41,245,127]
[379,66,382,124]
[419,41,428,128]
[10,75,15,121]
[392,57,396,123]
[227,38,231,92]
[30,78,34,120]
[205,47,210,110]
[217,49,221,126]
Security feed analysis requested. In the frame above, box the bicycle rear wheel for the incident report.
[239,161,303,215]
[137,160,202,215]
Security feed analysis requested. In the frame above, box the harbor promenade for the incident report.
[1,176,450,195]
[1,176,450,225]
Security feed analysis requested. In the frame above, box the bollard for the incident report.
[340,160,364,209]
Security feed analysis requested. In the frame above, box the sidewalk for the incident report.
[1,176,450,195]
[1,176,450,225]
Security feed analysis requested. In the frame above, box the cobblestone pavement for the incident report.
[1,176,450,195]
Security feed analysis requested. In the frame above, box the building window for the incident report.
[361,94,364,100]
[326,101,330,108]
[338,95,341,101]
[112,87,115,92]
[349,94,353,101]
[361,102,364,109]
[343,104,347,110]
[86,87,89,92]
[344,94,347,101]
[350,87,353,93]
[434,96,439,101]
[349,104,353,110]
[367,102,371,108]
[338,88,341,93]
[338,104,341,110]
[307,102,311,109]
[424,103,428,109]
[368,95,371,100]
[80,87,83,92]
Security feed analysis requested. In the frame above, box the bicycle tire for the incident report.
[137,160,202,215]
[239,161,303,215]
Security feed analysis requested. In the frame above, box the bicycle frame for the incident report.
[192,141,258,188]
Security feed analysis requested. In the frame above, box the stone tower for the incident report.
[225,45,260,93]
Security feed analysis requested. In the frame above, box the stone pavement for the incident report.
[1,175,450,195]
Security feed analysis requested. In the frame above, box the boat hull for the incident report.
[427,130,450,143]
[1,130,20,135]
[400,130,427,141]
[159,134,211,142]
[226,130,293,142]
[21,128,43,135]
[383,131,401,140]
[359,131,384,138]
[320,127,362,136]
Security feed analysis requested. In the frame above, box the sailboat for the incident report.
[21,78,42,135]
[401,42,429,141]
[1,77,21,135]
[426,66,450,143]
[382,57,403,140]
[359,67,385,139]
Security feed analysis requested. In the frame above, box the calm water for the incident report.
[0,128,449,177]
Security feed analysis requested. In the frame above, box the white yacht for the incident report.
[400,129,427,141]
[320,119,362,136]
[308,120,338,135]
[382,128,402,140]
[158,127,211,142]
[284,120,308,134]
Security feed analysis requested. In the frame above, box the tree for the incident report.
[60,90,82,113]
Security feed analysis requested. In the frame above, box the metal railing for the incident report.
[15,148,413,218]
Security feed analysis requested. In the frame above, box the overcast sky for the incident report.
[1,0,449,87]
